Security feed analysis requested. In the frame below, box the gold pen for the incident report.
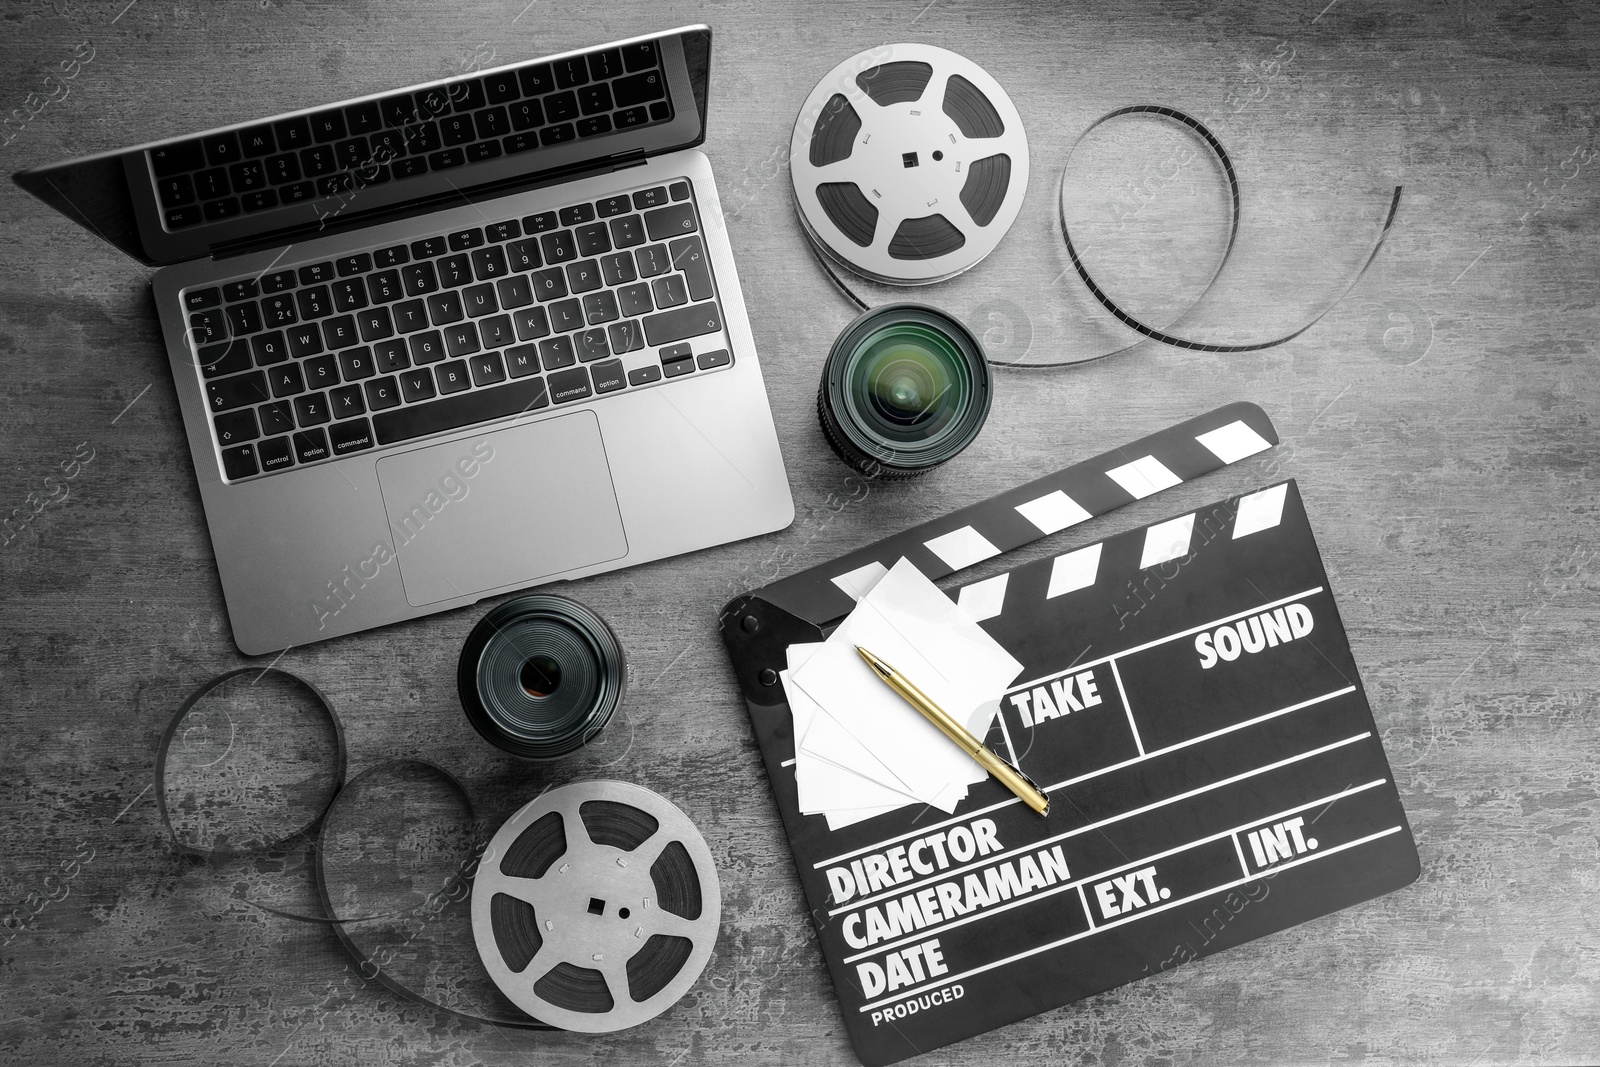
[855,645,1050,817]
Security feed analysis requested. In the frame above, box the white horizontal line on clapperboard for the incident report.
[839,777,1390,964]
[1002,585,1328,697]
[856,824,1408,1014]
[826,722,1366,917]
[812,682,1357,872]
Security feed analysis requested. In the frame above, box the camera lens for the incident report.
[818,304,992,477]
[458,595,625,760]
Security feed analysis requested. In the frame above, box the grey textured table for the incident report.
[2,1,1597,1064]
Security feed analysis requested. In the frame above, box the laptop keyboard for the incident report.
[186,179,730,482]
[149,42,671,231]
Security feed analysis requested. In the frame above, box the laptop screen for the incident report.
[13,26,711,267]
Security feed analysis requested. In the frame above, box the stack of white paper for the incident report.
[782,558,1025,830]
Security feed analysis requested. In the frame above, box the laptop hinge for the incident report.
[208,149,653,262]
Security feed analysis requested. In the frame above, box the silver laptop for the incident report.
[15,26,793,655]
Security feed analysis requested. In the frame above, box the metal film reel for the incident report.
[470,781,721,1032]
[790,43,1030,285]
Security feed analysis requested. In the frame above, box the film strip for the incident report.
[155,674,714,1033]
[720,405,1419,1065]
[789,48,1401,366]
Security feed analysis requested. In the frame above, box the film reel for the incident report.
[471,781,721,1032]
[791,44,1029,284]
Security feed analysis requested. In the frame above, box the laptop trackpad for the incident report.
[375,411,628,607]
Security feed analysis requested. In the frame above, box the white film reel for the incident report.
[470,780,721,1032]
[790,43,1030,285]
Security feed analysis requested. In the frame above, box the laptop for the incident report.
[15,26,794,655]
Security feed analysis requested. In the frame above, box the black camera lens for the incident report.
[458,595,625,760]
[818,303,992,477]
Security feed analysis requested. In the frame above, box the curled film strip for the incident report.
[471,780,721,1033]
[790,49,1401,366]
[155,671,714,1031]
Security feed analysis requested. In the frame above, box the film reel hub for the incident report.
[471,781,721,1033]
[791,44,1030,285]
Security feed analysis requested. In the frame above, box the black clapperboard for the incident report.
[720,404,1419,1066]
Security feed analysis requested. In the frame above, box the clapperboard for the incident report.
[720,404,1419,1066]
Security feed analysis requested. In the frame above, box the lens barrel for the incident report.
[458,595,625,759]
[817,303,992,477]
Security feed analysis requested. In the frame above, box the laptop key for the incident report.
[393,299,429,333]
[435,360,471,394]
[339,347,375,381]
[199,340,252,379]
[696,349,732,370]
[634,243,670,277]
[286,324,323,359]
[497,274,534,309]
[588,48,623,80]
[645,202,697,241]
[304,354,340,389]
[632,185,670,210]
[519,64,554,96]
[549,299,584,333]
[523,211,558,233]
[479,315,514,348]
[508,101,543,131]
[357,307,395,341]
[576,328,609,362]
[449,228,485,251]
[151,141,205,177]
[530,267,568,301]
[583,290,619,325]
[651,274,688,309]
[566,259,601,294]
[374,244,410,267]
[621,41,658,72]
[214,408,259,446]
[409,331,445,364]
[204,131,243,167]
[346,101,382,135]
[574,222,610,256]
[165,205,203,229]
[262,294,298,327]
[484,70,520,104]
[547,367,592,404]
[159,175,196,208]
[597,195,631,218]
[486,219,521,242]
[372,340,409,372]
[441,115,475,147]
[321,315,359,349]
[259,400,296,435]
[208,370,270,412]
[600,252,636,287]
[427,292,465,325]
[438,253,473,287]
[252,332,289,366]
[576,115,612,138]
[670,181,690,201]
[662,355,695,379]
[608,319,643,354]
[401,262,438,297]
[330,384,366,418]
[506,344,541,378]
[368,270,403,303]
[470,351,506,386]
[540,231,577,264]
[329,417,375,455]
[643,300,722,346]
[626,364,662,386]
[293,428,330,464]
[669,235,714,300]
[373,375,549,444]
[591,359,626,393]
[617,283,653,317]
[332,279,368,312]
[189,308,228,345]
[270,363,306,398]
[364,376,401,410]
[559,203,596,226]
[513,306,550,341]
[221,443,259,479]
[398,369,437,402]
[471,246,508,280]
[539,336,576,370]
[506,239,542,272]
[186,287,222,312]
[259,435,294,471]
[202,198,242,221]
[541,124,576,146]
[443,323,481,358]
[614,106,649,129]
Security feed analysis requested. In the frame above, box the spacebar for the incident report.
[372,377,550,445]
